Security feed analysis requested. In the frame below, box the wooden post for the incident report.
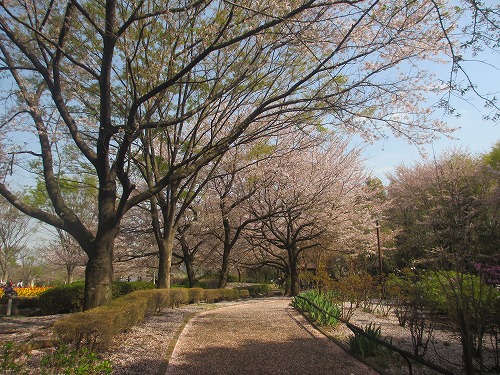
[6,298,12,316]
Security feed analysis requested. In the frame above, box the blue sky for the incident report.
[362,48,500,184]
[363,109,499,183]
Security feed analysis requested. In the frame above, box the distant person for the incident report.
[3,280,17,298]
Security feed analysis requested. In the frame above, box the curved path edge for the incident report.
[164,298,381,375]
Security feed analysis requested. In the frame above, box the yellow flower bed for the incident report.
[0,286,52,298]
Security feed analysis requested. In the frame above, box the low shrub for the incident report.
[204,289,222,303]
[111,281,155,299]
[53,289,164,350]
[170,288,189,307]
[348,323,383,358]
[291,290,340,327]
[188,288,205,303]
[40,344,112,374]
[16,296,39,309]
[330,273,377,312]
[221,288,239,300]
[38,282,85,315]
[239,289,250,298]
[53,287,245,350]
[239,284,271,298]
[37,281,156,316]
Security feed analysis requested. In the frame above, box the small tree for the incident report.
[247,137,369,295]
[386,150,500,374]
[0,197,32,282]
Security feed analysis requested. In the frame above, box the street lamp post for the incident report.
[375,220,384,295]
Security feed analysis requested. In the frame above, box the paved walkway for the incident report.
[165,298,379,375]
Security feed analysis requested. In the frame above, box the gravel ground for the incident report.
[3,298,496,375]
[103,303,214,375]
[165,297,378,375]
[1,299,378,375]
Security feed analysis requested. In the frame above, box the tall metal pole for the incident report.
[376,220,383,289]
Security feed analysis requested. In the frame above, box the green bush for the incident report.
[40,344,112,374]
[204,289,222,303]
[53,289,165,350]
[53,287,246,350]
[16,297,40,309]
[222,288,240,300]
[38,282,85,315]
[111,281,155,299]
[188,288,205,303]
[239,289,250,298]
[170,288,189,307]
[349,323,384,358]
[330,273,377,310]
[238,284,271,298]
[291,290,340,327]
[38,281,155,315]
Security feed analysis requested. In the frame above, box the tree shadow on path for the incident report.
[165,335,376,375]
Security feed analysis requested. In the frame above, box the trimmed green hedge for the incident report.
[236,284,272,298]
[39,282,86,315]
[112,281,155,299]
[53,287,247,350]
[38,281,156,315]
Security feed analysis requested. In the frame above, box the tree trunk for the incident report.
[289,266,300,296]
[218,217,232,288]
[83,230,117,310]
[284,272,291,296]
[218,244,231,288]
[288,250,300,296]
[157,237,173,288]
[185,256,196,288]
[458,312,476,375]
[66,265,75,284]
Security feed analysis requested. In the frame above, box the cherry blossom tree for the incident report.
[0,197,32,283]
[41,229,87,284]
[203,142,279,288]
[385,149,500,269]
[0,0,485,308]
[246,137,370,295]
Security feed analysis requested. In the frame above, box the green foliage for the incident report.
[203,289,222,303]
[385,270,442,327]
[16,297,40,309]
[221,288,240,300]
[39,345,112,375]
[236,284,271,298]
[188,287,205,303]
[348,323,383,358]
[483,140,500,169]
[238,289,250,298]
[1,342,24,375]
[170,288,189,307]
[386,269,500,371]
[53,287,245,350]
[38,282,85,315]
[53,289,164,350]
[291,290,340,327]
[38,281,155,315]
[111,281,155,299]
